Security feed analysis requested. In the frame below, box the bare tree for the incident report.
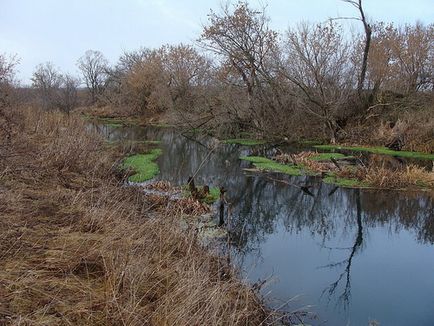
[341,0,372,97]
[0,53,20,142]
[162,44,212,112]
[58,74,80,114]
[31,62,62,110]
[282,22,356,143]
[199,1,278,129]
[389,22,434,93]
[77,50,108,103]
[123,48,172,114]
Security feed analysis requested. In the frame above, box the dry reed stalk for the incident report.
[0,106,271,326]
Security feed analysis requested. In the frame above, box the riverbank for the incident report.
[83,110,434,191]
[0,107,273,325]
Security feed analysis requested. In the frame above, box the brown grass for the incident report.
[274,151,434,190]
[362,164,434,189]
[0,107,270,325]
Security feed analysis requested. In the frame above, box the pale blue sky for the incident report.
[1,0,433,84]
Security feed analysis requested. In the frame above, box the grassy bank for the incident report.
[0,108,271,325]
[241,152,433,190]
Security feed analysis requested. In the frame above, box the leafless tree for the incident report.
[389,22,434,93]
[122,48,172,114]
[77,50,108,103]
[58,74,80,114]
[341,0,372,97]
[162,44,213,112]
[0,53,20,142]
[199,1,278,130]
[31,62,62,110]
[282,22,357,143]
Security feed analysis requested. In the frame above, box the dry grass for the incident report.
[274,151,340,174]
[274,151,434,190]
[362,164,434,189]
[0,107,270,325]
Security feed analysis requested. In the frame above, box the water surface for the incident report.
[95,124,434,326]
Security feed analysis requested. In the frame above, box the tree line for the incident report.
[2,1,433,142]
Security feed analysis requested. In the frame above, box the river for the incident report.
[95,124,434,326]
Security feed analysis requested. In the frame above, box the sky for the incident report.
[1,0,433,84]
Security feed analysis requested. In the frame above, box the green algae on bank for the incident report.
[224,138,266,146]
[183,186,220,204]
[240,156,302,176]
[314,144,434,160]
[122,148,162,182]
[299,139,324,145]
[309,152,353,161]
[323,175,368,188]
[241,155,370,188]
[205,187,220,204]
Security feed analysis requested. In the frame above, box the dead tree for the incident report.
[341,0,372,98]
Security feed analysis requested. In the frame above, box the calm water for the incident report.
[96,124,434,326]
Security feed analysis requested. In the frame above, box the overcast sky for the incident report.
[1,0,433,84]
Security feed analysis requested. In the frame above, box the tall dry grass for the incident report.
[274,151,434,190]
[0,107,270,325]
[362,164,434,189]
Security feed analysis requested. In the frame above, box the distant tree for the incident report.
[77,50,108,103]
[31,62,62,110]
[122,48,172,114]
[0,53,18,85]
[58,74,80,114]
[0,53,19,141]
[162,44,212,111]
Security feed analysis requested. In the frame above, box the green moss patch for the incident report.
[241,155,372,188]
[183,186,220,204]
[204,187,220,204]
[309,153,353,161]
[122,149,162,182]
[143,140,162,145]
[299,139,323,145]
[240,156,302,176]
[224,139,266,146]
[323,175,368,188]
[314,145,434,160]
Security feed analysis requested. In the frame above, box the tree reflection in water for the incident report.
[319,189,364,310]
[92,124,434,319]
[227,174,433,311]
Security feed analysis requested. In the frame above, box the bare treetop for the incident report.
[77,50,108,103]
